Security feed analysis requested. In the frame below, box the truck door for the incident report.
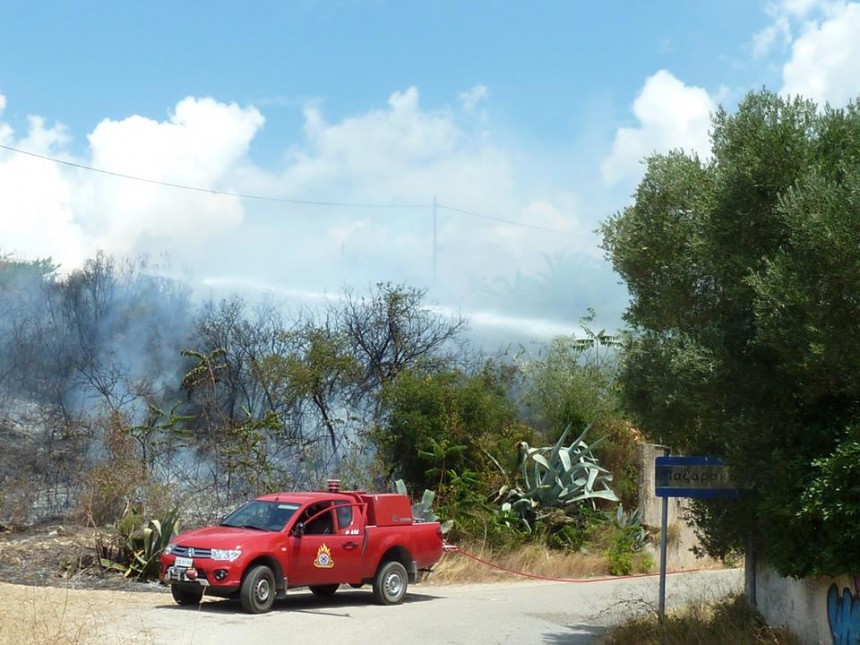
[289,500,365,586]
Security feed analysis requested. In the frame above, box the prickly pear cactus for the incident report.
[395,479,453,533]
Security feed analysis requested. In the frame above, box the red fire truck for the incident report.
[160,482,444,613]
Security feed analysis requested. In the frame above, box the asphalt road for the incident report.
[96,568,743,645]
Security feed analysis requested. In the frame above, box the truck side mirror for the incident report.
[291,522,305,537]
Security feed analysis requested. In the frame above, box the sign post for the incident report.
[654,455,741,624]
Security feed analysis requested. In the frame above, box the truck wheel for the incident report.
[372,560,408,605]
[309,584,339,596]
[240,565,276,614]
[171,584,204,606]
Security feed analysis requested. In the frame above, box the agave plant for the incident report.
[496,423,619,531]
[614,504,649,551]
[101,509,181,579]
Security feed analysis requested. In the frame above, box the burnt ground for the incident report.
[0,522,169,594]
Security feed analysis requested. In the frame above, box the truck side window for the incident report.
[304,504,334,535]
[334,500,353,531]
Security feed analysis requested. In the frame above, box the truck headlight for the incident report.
[210,549,242,562]
[163,543,175,556]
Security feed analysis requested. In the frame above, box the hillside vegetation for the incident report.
[0,256,644,577]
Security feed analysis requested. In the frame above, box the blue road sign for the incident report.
[655,456,740,498]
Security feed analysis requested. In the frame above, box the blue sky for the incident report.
[1,1,858,344]
[1,1,772,154]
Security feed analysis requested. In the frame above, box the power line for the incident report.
[437,203,591,238]
[0,143,424,208]
[0,142,588,236]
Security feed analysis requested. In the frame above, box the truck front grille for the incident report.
[171,545,212,559]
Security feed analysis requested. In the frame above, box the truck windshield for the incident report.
[220,501,300,532]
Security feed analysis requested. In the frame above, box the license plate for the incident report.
[175,556,193,568]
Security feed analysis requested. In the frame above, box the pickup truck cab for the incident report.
[159,484,444,613]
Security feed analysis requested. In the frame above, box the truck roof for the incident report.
[255,491,360,503]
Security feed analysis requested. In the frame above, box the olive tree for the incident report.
[602,90,860,577]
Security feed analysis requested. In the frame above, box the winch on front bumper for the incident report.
[161,551,238,589]
[165,562,210,585]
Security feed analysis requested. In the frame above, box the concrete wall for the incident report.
[756,564,859,645]
[637,443,718,570]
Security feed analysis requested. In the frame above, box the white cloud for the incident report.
[751,1,860,106]
[0,96,87,269]
[292,87,464,189]
[753,16,791,58]
[261,86,594,292]
[0,86,613,329]
[781,2,860,105]
[459,85,489,112]
[82,97,263,252]
[0,93,13,146]
[0,95,264,270]
[278,86,517,215]
[601,70,715,186]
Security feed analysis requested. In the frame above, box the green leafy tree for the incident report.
[254,321,362,460]
[374,362,529,504]
[522,310,622,439]
[601,89,860,576]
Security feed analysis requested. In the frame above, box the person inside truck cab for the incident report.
[333,499,353,530]
[296,499,357,535]
[301,502,335,535]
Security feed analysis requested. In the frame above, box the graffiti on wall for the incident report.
[827,577,860,645]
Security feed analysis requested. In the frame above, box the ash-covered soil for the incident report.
[0,523,168,593]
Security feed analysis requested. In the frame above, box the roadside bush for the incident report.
[594,419,642,510]
[75,410,189,527]
[77,458,146,527]
[585,506,654,576]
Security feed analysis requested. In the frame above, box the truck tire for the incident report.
[240,564,276,614]
[372,560,408,605]
[309,584,339,596]
[171,584,204,606]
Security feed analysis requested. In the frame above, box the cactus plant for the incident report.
[494,423,619,533]
[614,504,649,551]
[394,480,453,533]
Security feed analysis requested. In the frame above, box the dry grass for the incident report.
[426,542,618,584]
[599,594,799,645]
[0,582,155,645]
[0,584,96,645]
